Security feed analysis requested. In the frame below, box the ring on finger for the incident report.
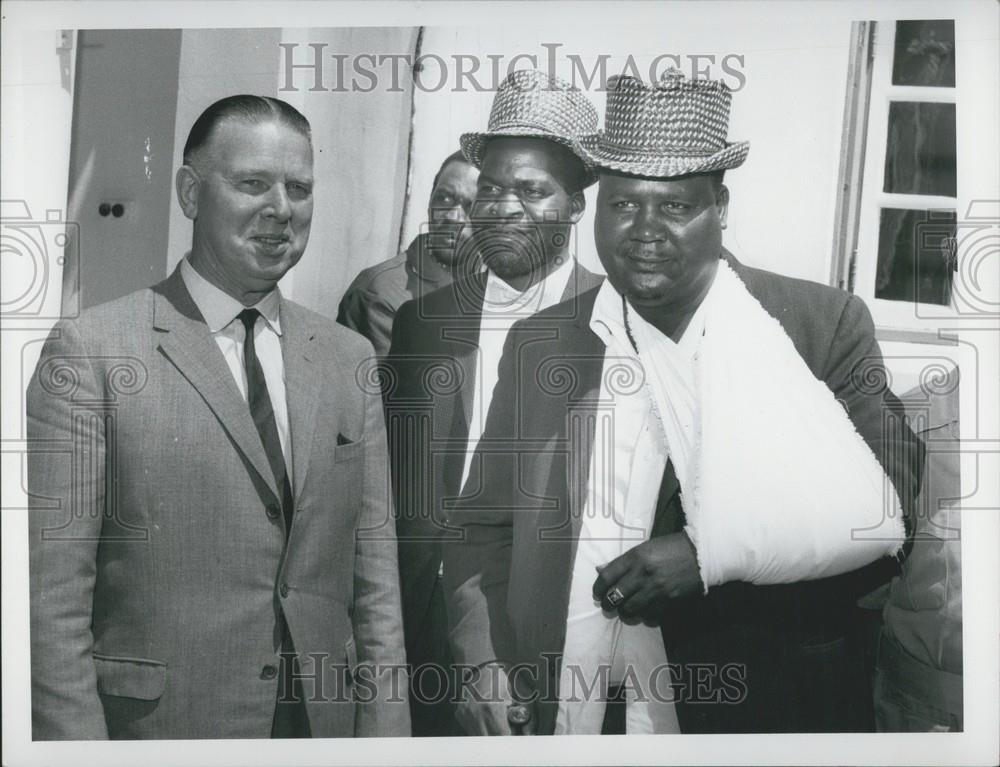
[606,586,626,607]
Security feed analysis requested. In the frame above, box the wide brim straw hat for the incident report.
[580,69,749,178]
[461,69,600,186]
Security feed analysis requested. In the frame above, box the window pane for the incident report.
[892,20,956,87]
[883,102,956,196]
[875,208,956,306]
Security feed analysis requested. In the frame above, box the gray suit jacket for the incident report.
[28,266,410,739]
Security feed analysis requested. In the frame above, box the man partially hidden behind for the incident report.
[384,69,603,735]
[443,71,923,735]
[28,95,409,739]
[337,151,479,356]
[875,365,962,731]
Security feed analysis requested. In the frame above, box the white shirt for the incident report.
[180,257,293,481]
[459,257,574,493]
[555,277,711,735]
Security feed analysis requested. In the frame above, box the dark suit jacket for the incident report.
[337,234,458,358]
[443,253,923,734]
[28,266,409,739]
[384,263,604,665]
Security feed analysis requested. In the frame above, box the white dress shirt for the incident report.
[180,257,293,481]
[459,256,574,493]
[555,276,712,734]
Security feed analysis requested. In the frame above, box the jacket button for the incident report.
[261,664,278,680]
[279,582,290,598]
[266,503,280,519]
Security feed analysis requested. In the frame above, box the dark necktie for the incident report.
[237,308,294,533]
[238,310,309,736]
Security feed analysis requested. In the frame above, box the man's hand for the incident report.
[454,662,537,736]
[592,532,704,625]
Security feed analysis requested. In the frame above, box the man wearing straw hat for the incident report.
[444,70,922,734]
[383,69,603,736]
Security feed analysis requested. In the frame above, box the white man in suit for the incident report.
[28,95,410,739]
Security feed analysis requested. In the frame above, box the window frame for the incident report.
[832,19,961,345]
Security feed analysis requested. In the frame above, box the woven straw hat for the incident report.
[460,69,600,186]
[580,69,749,177]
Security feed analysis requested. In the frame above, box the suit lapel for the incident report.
[564,325,603,551]
[538,285,604,550]
[446,266,601,498]
[439,276,486,497]
[562,281,685,539]
[445,337,480,497]
[560,263,605,304]
[280,300,321,501]
[152,269,280,504]
[529,299,604,678]
[452,273,487,432]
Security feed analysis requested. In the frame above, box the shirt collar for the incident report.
[406,233,485,285]
[589,269,717,359]
[405,234,447,285]
[180,256,282,336]
[589,279,629,349]
[482,255,574,316]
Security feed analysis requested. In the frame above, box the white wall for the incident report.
[277,26,417,316]
[0,24,77,750]
[1,29,76,326]
[1,28,77,430]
